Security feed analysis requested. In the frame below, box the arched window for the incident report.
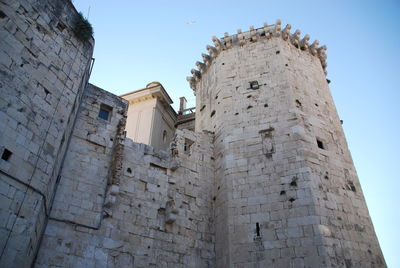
[162,130,167,143]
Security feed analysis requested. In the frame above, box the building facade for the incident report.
[0,1,385,267]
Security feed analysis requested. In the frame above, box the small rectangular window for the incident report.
[98,104,112,121]
[1,148,12,161]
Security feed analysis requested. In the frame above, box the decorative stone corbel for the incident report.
[309,40,319,56]
[273,19,282,37]
[170,158,181,171]
[104,185,120,209]
[281,24,292,41]
[196,61,206,74]
[249,26,258,41]
[237,29,246,45]
[290,29,301,48]
[212,36,223,51]
[165,200,179,224]
[206,45,218,58]
[202,53,211,66]
[224,32,232,49]
[320,58,327,68]
[263,22,272,39]
[317,45,327,60]
[191,69,201,81]
[186,76,196,90]
[300,34,310,50]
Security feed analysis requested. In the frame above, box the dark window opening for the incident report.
[0,11,7,19]
[162,130,167,143]
[249,81,259,90]
[348,181,357,192]
[184,138,194,155]
[210,110,216,117]
[56,22,66,32]
[127,168,132,174]
[98,104,112,121]
[256,222,260,236]
[1,149,12,161]
[317,139,325,149]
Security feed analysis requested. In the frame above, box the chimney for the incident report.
[179,97,187,114]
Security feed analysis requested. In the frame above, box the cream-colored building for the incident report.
[120,82,177,152]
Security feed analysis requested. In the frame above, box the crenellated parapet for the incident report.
[187,19,328,92]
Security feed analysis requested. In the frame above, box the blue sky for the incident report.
[73,0,400,266]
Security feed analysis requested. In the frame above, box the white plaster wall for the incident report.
[125,98,156,145]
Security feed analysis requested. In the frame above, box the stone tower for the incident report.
[187,20,385,267]
[1,2,386,265]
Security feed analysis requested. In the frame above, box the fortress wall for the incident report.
[48,84,128,228]
[280,40,386,266]
[35,127,215,267]
[193,30,385,267]
[195,37,319,267]
[0,0,93,266]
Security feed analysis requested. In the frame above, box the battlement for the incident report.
[187,19,327,92]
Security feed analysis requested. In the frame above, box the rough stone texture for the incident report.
[0,0,93,266]
[176,112,195,131]
[0,2,385,267]
[49,84,128,228]
[35,127,215,268]
[193,25,385,267]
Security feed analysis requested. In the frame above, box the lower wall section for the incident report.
[35,129,216,268]
[0,174,46,267]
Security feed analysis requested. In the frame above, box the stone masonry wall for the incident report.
[281,37,386,267]
[49,83,128,228]
[193,27,385,267]
[0,0,94,266]
[35,126,215,267]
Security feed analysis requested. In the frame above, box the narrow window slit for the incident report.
[256,222,260,237]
